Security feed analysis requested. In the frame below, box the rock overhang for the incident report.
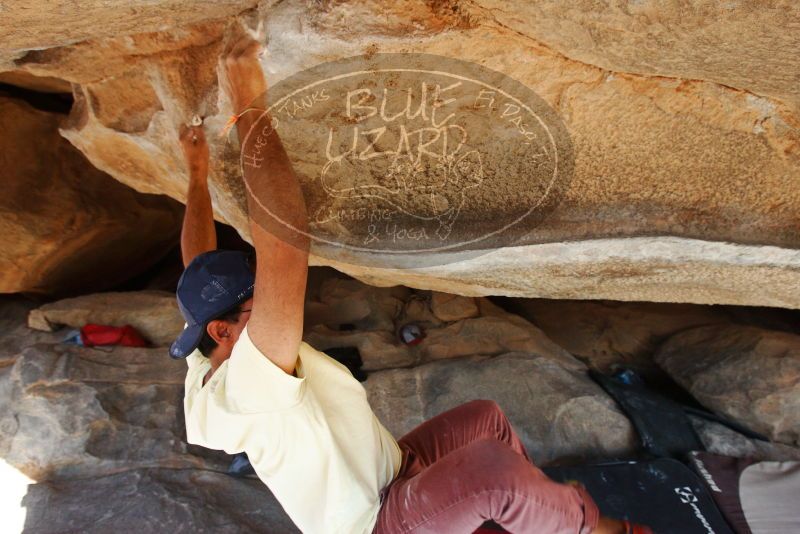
[0,0,798,305]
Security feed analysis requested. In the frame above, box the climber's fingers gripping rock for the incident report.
[223,32,268,115]
[179,120,209,173]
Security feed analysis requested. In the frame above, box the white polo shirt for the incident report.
[183,326,402,534]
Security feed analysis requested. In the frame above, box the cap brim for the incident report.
[169,323,205,359]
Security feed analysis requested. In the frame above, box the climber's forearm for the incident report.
[235,111,309,237]
[181,165,217,267]
[179,123,216,267]
[222,33,308,239]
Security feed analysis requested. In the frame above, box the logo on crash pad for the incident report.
[236,53,573,268]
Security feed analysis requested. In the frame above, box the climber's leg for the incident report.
[374,437,599,533]
[396,399,531,473]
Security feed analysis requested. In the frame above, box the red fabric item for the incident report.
[80,324,148,348]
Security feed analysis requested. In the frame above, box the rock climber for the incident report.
[171,29,651,534]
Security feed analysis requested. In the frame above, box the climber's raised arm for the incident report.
[224,34,309,376]
[179,122,216,267]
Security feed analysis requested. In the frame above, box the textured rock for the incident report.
[0,95,182,296]
[0,298,222,481]
[22,469,297,534]
[498,298,730,372]
[4,2,798,109]
[304,277,578,371]
[0,296,292,531]
[690,417,800,463]
[430,292,479,322]
[0,70,71,93]
[324,238,800,309]
[0,341,222,481]
[478,1,800,111]
[655,325,800,446]
[0,290,635,531]
[498,298,800,373]
[2,1,798,306]
[28,290,182,346]
[314,277,410,332]
[366,353,637,465]
[0,298,65,359]
[3,290,799,532]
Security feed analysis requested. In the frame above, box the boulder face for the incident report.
[1,1,798,307]
[0,95,182,297]
[7,283,637,485]
[302,278,639,461]
[5,285,800,531]
[22,469,299,534]
[3,288,634,530]
[655,324,800,446]
[2,339,203,480]
[0,297,297,532]
[497,298,730,373]
[366,354,638,465]
[27,290,182,346]
[304,277,582,371]
[496,298,800,374]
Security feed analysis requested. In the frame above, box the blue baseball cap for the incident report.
[169,250,255,359]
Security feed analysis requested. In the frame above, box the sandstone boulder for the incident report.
[0,296,221,481]
[366,353,638,465]
[0,341,222,481]
[0,95,182,297]
[476,1,800,110]
[27,290,182,346]
[690,417,800,463]
[314,277,411,332]
[4,2,798,109]
[22,469,297,534]
[0,290,635,532]
[0,298,65,359]
[304,278,578,371]
[500,298,730,372]
[430,292,480,322]
[0,296,294,531]
[4,286,799,532]
[3,2,798,307]
[2,288,632,481]
[655,325,800,446]
[496,298,800,375]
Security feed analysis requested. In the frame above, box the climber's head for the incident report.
[195,296,254,361]
[169,250,255,363]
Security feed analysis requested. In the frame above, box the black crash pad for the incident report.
[544,458,734,534]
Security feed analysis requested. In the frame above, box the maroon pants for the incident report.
[373,400,599,534]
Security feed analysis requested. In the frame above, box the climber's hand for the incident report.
[223,33,268,115]
[179,123,209,174]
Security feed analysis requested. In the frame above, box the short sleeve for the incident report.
[184,349,209,414]
[225,325,307,413]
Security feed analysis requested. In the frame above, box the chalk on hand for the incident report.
[240,19,273,67]
[241,19,266,43]
[191,115,203,127]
